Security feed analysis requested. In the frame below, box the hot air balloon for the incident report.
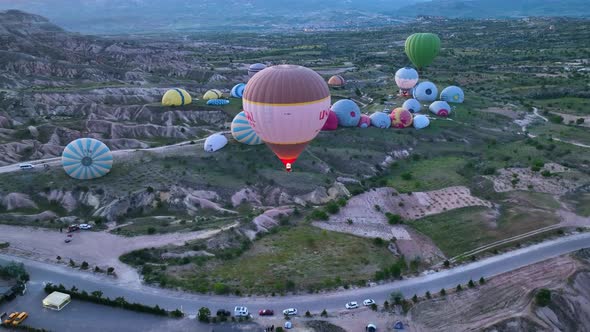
[328,75,346,88]
[331,99,360,127]
[395,67,419,97]
[403,98,422,113]
[321,111,338,131]
[390,108,413,128]
[404,33,441,70]
[248,63,267,78]
[440,86,464,103]
[203,89,223,100]
[413,81,438,102]
[231,111,263,145]
[370,112,391,128]
[230,83,246,98]
[204,133,228,152]
[62,138,113,180]
[162,88,192,106]
[243,65,330,172]
[206,99,230,106]
[358,114,371,128]
[429,101,452,117]
[413,114,430,129]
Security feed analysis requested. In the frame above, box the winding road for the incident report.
[1,232,589,331]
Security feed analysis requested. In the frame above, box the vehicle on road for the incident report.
[11,312,28,326]
[363,299,376,306]
[67,225,79,233]
[18,164,34,170]
[2,312,18,325]
[64,238,72,243]
[258,309,274,316]
[282,308,297,316]
[234,306,249,317]
[345,301,359,309]
[79,224,92,230]
[216,309,231,317]
[366,323,377,332]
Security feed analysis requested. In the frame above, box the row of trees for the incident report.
[44,283,182,318]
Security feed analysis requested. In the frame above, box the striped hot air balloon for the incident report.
[395,67,419,97]
[243,65,330,172]
[231,111,263,145]
[62,138,113,180]
[321,111,338,131]
[203,89,223,100]
[230,83,246,98]
[327,75,346,88]
[162,88,192,106]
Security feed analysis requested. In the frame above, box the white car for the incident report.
[363,299,376,306]
[282,308,297,316]
[345,301,359,309]
[234,306,249,317]
[79,224,92,230]
[19,163,34,170]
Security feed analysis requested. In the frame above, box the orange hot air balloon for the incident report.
[243,65,331,172]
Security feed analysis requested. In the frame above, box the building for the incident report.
[42,292,71,311]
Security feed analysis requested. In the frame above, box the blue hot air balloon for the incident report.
[331,99,361,127]
[440,86,464,103]
[207,99,230,106]
[370,112,391,128]
[231,111,263,145]
[402,98,422,113]
[413,114,430,129]
[412,81,438,102]
[230,83,246,98]
[62,138,113,180]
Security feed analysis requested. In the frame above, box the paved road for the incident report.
[1,232,589,332]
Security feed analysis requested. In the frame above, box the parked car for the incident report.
[258,309,274,316]
[64,238,72,243]
[11,312,28,326]
[19,164,34,170]
[234,306,249,317]
[79,224,92,230]
[2,312,18,325]
[363,299,376,306]
[67,224,79,232]
[345,301,359,309]
[282,308,297,316]
[216,309,231,317]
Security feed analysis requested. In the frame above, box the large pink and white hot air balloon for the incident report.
[395,67,419,97]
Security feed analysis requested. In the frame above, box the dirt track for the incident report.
[0,223,236,286]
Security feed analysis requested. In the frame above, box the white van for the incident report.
[19,164,34,170]
[234,306,249,317]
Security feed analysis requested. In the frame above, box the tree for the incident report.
[479,277,486,285]
[320,309,328,317]
[383,300,390,310]
[305,310,311,317]
[412,294,419,303]
[56,256,62,261]
[425,291,431,299]
[170,309,183,318]
[468,279,475,288]
[391,291,403,305]
[91,290,103,298]
[107,267,115,274]
[386,213,402,225]
[443,260,450,268]
[456,284,463,292]
[69,259,76,267]
[440,288,446,296]
[147,227,156,235]
[370,303,378,311]
[198,307,211,322]
[81,261,89,270]
[535,289,551,307]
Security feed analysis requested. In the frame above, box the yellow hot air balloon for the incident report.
[203,89,223,100]
[162,88,192,106]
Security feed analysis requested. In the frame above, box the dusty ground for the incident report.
[551,111,590,128]
[479,107,523,120]
[409,254,581,331]
[313,186,489,262]
[485,163,581,195]
[0,223,236,287]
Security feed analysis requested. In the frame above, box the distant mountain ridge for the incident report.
[0,0,588,34]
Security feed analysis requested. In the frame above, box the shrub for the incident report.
[56,256,61,261]
[535,289,551,307]
[325,201,340,214]
[386,212,402,225]
[443,260,450,268]
[401,172,413,180]
[425,291,431,299]
[198,307,211,322]
[276,328,284,332]
[479,277,486,285]
[440,288,446,296]
[391,291,403,305]
[412,294,418,303]
[370,303,378,311]
[305,310,311,317]
[81,261,89,270]
[170,309,183,318]
[383,300,390,310]
[147,227,156,235]
[373,237,385,246]
[310,209,329,221]
[69,259,76,267]
[456,284,463,291]
[320,309,328,317]
[213,282,230,295]
[107,267,115,274]
[541,170,551,177]
[468,279,475,288]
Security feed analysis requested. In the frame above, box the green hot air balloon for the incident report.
[404,33,441,70]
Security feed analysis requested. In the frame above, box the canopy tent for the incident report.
[43,291,71,311]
